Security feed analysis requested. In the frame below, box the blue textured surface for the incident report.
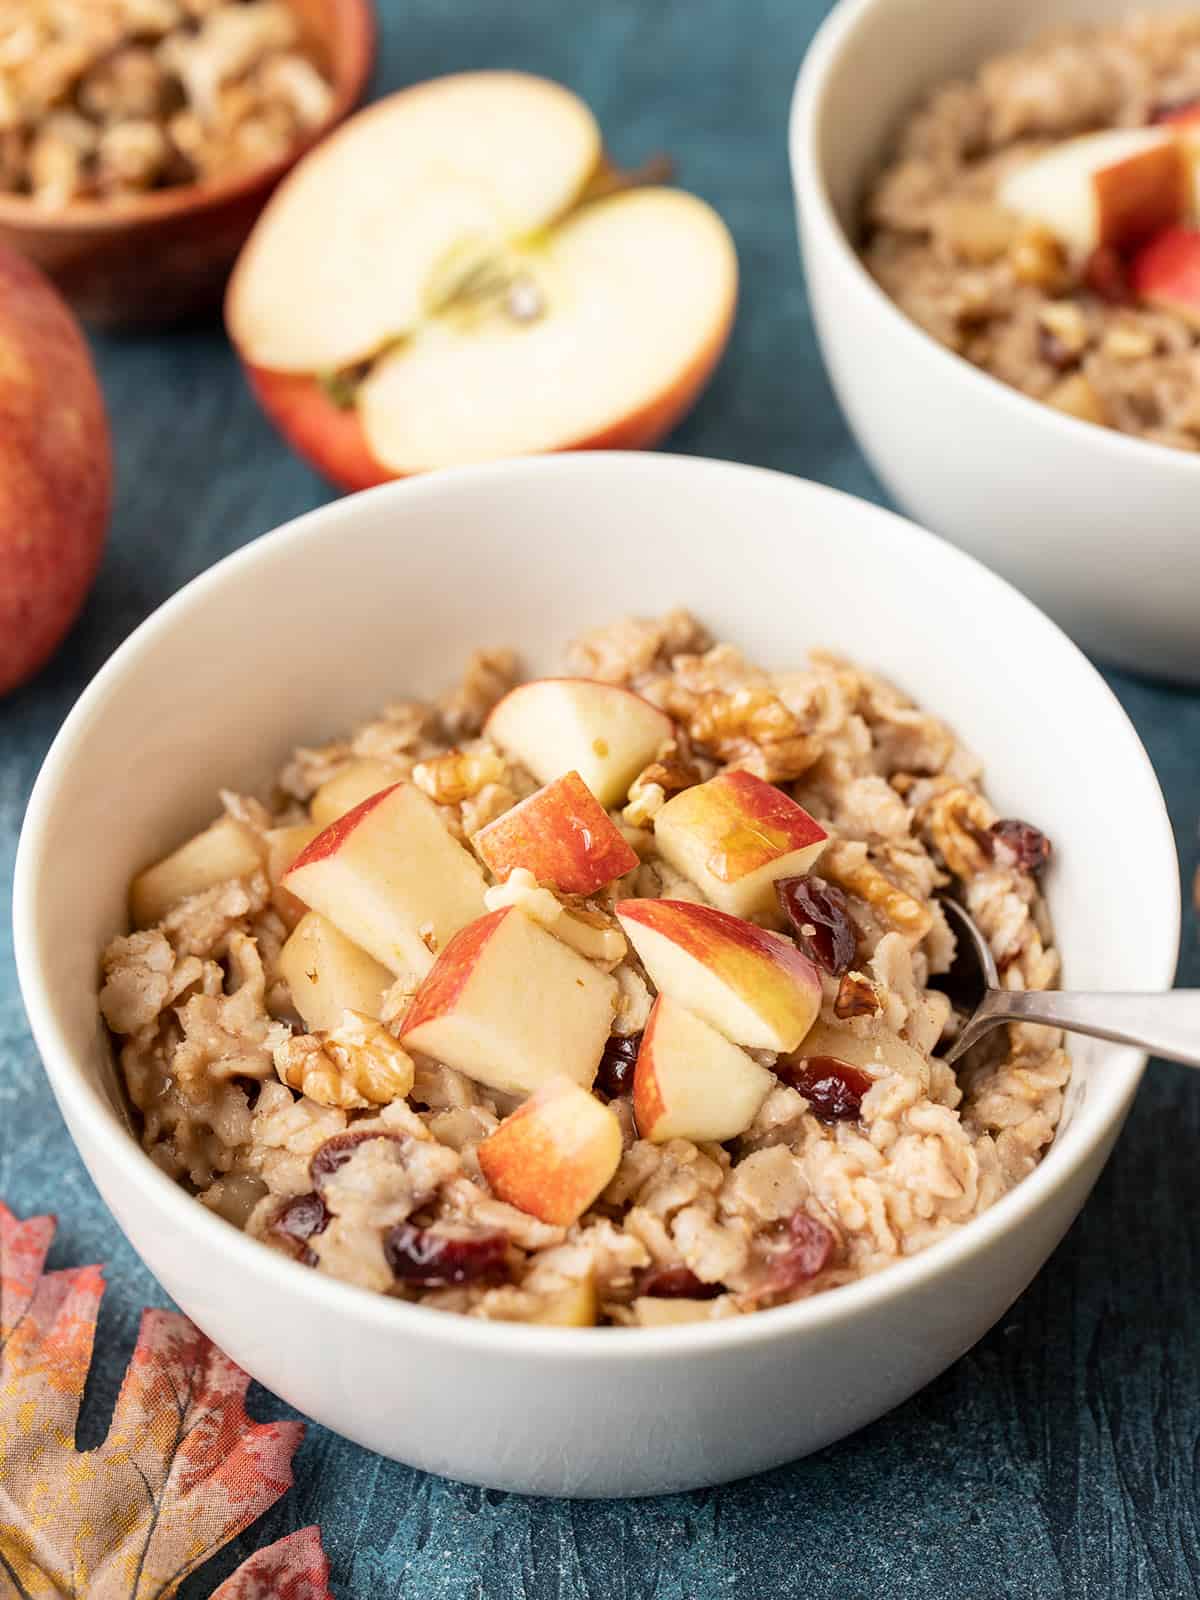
[3,1,1200,1594]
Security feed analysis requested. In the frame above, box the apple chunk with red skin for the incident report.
[284,782,487,977]
[634,995,774,1143]
[399,906,617,1097]
[616,899,821,1052]
[475,770,638,894]
[226,72,737,490]
[1130,225,1200,324]
[485,678,672,808]
[653,770,827,923]
[477,1076,622,1226]
[997,127,1188,256]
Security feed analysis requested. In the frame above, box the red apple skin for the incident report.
[1130,225,1200,322]
[1093,141,1188,251]
[475,770,638,894]
[285,781,401,872]
[477,1077,620,1226]
[0,245,111,696]
[399,907,510,1034]
[616,897,818,979]
[239,292,733,492]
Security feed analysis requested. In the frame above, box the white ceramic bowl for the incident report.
[13,454,1179,1497]
[791,0,1200,683]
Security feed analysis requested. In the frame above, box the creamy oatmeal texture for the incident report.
[863,12,1200,451]
[100,613,1068,1327]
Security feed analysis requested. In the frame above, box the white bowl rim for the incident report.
[12,451,1181,1361]
[789,0,1200,473]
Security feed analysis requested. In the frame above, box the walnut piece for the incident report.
[412,748,507,806]
[916,782,997,881]
[833,971,883,1020]
[821,840,933,942]
[275,1012,416,1110]
[683,686,820,783]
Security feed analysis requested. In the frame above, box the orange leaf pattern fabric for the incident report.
[0,1202,324,1600]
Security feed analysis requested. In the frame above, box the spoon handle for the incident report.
[975,988,1200,1069]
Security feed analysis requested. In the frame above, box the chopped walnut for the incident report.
[622,741,702,825]
[412,748,506,806]
[275,1012,416,1110]
[834,971,883,1020]
[684,685,820,783]
[916,782,997,880]
[821,840,933,942]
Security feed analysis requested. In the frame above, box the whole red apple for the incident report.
[0,245,111,696]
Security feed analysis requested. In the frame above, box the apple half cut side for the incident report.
[226,71,737,488]
[997,127,1188,256]
[615,898,822,1053]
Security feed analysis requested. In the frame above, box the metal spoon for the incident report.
[937,897,1200,1068]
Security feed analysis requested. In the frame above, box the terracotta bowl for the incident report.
[0,0,375,328]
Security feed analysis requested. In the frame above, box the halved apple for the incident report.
[475,770,638,894]
[653,770,828,922]
[226,72,737,489]
[310,759,402,826]
[284,782,487,976]
[130,816,262,928]
[633,995,774,1143]
[1130,224,1200,324]
[615,899,821,1052]
[997,127,1188,256]
[485,678,672,807]
[277,910,392,1032]
[477,1076,622,1226]
[399,906,617,1097]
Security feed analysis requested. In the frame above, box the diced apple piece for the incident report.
[310,758,402,825]
[1130,224,1200,325]
[400,906,617,1096]
[616,898,821,1053]
[475,769,638,894]
[477,1075,622,1226]
[788,1018,928,1081]
[264,821,321,928]
[277,911,392,1031]
[653,770,827,923]
[997,127,1187,255]
[633,1297,730,1326]
[529,1274,598,1326]
[284,782,487,976]
[130,816,263,927]
[485,678,672,807]
[633,995,773,1143]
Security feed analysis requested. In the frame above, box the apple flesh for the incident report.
[277,911,392,1032]
[399,906,617,1097]
[475,769,638,894]
[485,678,672,807]
[226,72,736,488]
[653,770,828,922]
[0,245,111,696]
[528,1274,598,1326]
[997,128,1187,256]
[633,995,774,1143]
[616,898,822,1053]
[130,816,263,928]
[477,1075,622,1226]
[284,782,487,976]
[264,821,321,928]
[786,1018,928,1082]
[1130,224,1200,324]
[310,758,403,826]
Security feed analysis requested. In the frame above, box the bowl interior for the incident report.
[16,455,1178,1313]
[807,0,1187,242]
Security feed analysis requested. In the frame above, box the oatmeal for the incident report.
[99,613,1069,1327]
[0,0,333,206]
[862,12,1200,451]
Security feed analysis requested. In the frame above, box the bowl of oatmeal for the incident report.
[13,454,1178,1494]
[791,0,1200,681]
[0,0,374,325]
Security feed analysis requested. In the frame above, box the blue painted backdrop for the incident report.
[2,1,1198,1594]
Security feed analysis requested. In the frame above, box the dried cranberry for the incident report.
[774,1055,871,1123]
[383,1224,509,1288]
[988,819,1051,875]
[1082,245,1133,305]
[780,1212,836,1280]
[596,1032,641,1098]
[634,1264,721,1300]
[1037,324,1079,371]
[270,1192,329,1264]
[310,1129,406,1192]
[775,875,857,977]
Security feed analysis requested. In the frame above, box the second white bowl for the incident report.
[791,0,1200,683]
